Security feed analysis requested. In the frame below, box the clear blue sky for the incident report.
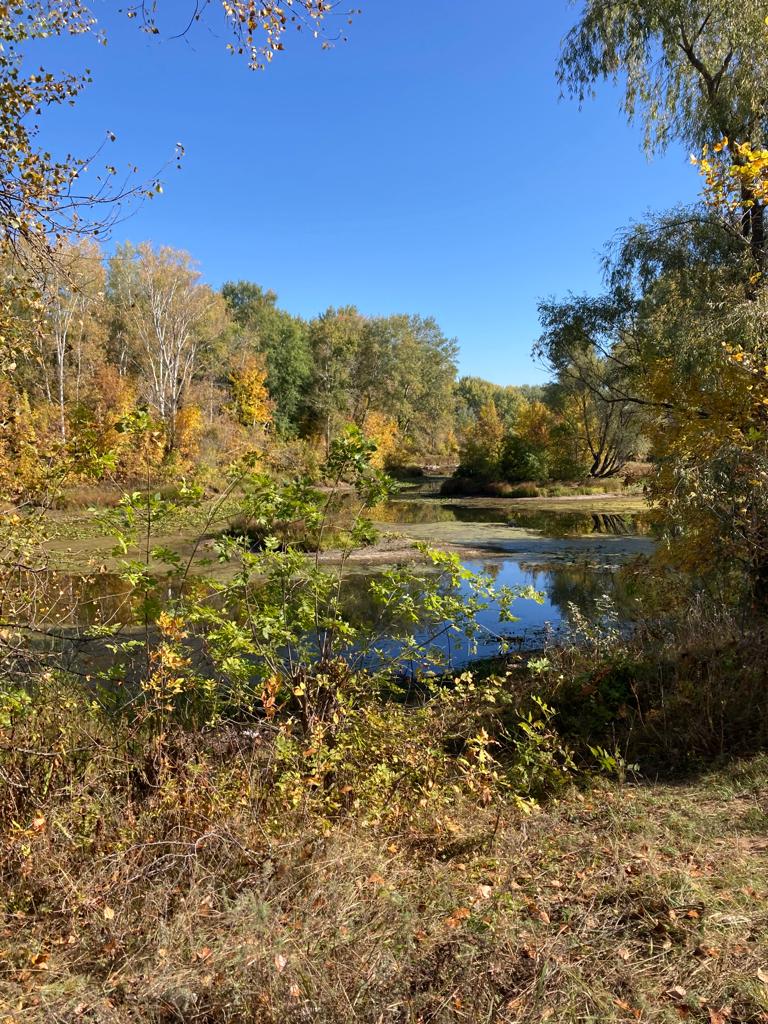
[40,0,699,384]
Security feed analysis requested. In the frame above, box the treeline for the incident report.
[0,240,462,489]
[453,374,647,486]
[2,238,646,496]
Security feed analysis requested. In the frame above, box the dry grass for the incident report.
[2,750,767,1023]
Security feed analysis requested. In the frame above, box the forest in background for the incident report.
[0,233,652,505]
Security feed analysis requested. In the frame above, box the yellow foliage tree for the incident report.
[174,405,204,462]
[515,400,555,452]
[363,410,399,469]
[459,400,506,480]
[231,356,273,430]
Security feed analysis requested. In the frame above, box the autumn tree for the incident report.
[28,238,106,440]
[230,354,273,430]
[108,244,228,453]
[0,1,358,375]
[222,281,311,435]
[458,400,506,480]
[455,377,541,434]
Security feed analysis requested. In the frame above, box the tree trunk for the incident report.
[750,202,766,278]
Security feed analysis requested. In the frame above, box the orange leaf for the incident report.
[445,907,471,928]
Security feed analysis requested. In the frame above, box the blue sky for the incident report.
[40,0,699,384]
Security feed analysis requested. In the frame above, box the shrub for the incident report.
[501,435,549,483]
[529,610,768,774]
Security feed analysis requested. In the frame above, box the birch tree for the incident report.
[108,243,226,453]
[32,238,105,439]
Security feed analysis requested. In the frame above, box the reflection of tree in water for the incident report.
[521,561,635,625]
[427,504,649,538]
[366,498,654,538]
[8,570,137,629]
[371,500,457,525]
[589,513,645,535]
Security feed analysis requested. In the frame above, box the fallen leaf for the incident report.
[274,953,288,974]
[527,902,550,924]
[103,907,115,921]
[617,946,631,961]
[695,944,720,959]
[758,967,768,985]
[445,907,471,928]
[666,985,688,1002]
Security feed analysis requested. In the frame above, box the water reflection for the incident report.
[340,557,635,667]
[375,498,653,538]
[17,496,648,672]
[20,555,635,668]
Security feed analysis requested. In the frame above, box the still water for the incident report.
[28,496,653,670]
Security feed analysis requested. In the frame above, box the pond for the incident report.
[27,494,654,673]
[365,495,653,663]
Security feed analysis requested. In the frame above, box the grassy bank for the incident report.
[2,734,766,1023]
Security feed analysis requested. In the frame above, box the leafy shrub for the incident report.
[501,435,550,482]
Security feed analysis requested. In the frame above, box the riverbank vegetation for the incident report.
[3,1,768,1021]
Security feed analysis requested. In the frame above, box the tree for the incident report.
[0,0,357,257]
[222,281,311,436]
[305,309,458,459]
[307,306,365,451]
[535,302,646,477]
[30,238,106,440]
[459,400,506,480]
[374,314,458,456]
[0,1,358,370]
[230,354,273,430]
[108,244,227,453]
[559,0,768,272]
[455,377,540,433]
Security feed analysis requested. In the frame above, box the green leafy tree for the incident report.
[559,0,768,272]
[307,305,366,451]
[222,281,312,436]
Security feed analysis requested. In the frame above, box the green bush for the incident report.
[501,436,549,482]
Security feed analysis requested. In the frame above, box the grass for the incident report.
[441,477,648,500]
[2,735,767,1023]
